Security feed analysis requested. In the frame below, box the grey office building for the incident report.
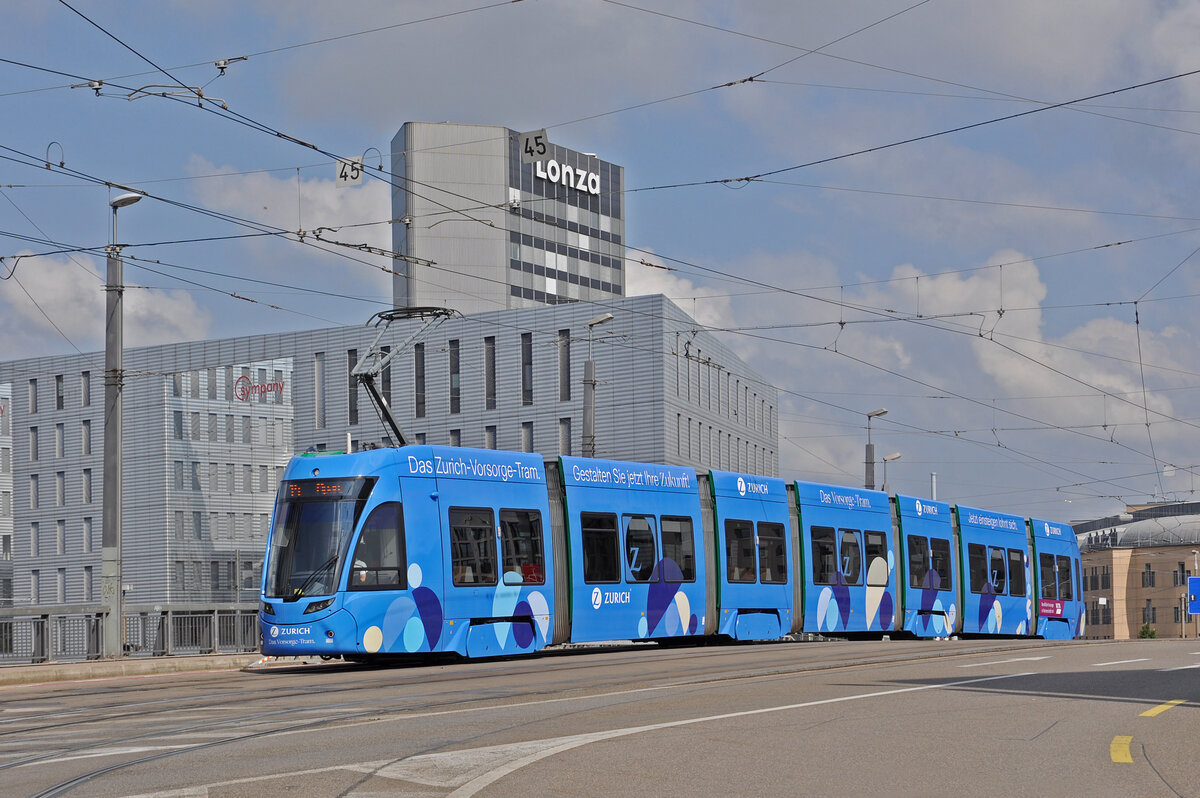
[0,123,776,612]
[392,122,625,314]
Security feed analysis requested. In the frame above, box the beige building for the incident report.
[1077,508,1199,640]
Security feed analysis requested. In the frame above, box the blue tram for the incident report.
[259,445,1084,660]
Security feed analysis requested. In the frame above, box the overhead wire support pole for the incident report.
[350,306,460,447]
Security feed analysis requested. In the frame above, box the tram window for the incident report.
[349,502,406,591]
[1007,549,1026,597]
[624,515,657,583]
[864,531,888,587]
[931,538,952,590]
[661,516,696,583]
[581,512,619,583]
[968,544,987,594]
[811,526,837,585]
[725,519,756,584]
[840,529,862,586]
[449,507,497,586]
[1057,555,1073,600]
[499,509,544,585]
[988,547,1006,595]
[1039,553,1057,599]
[758,522,787,584]
[908,536,929,589]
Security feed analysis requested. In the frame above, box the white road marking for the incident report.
[444,672,1035,797]
[1092,658,1151,667]
[1160,663,1200,671]
[958,656,1050,668]
[24,745,194,766]
[117,672,1035,798]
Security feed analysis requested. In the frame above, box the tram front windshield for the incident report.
[265,477,374,600]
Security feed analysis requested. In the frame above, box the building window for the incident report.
[558,329,571,401]
[207,367,217,400]
[347,349,359,425]
[313,351,326,429]
[55,472,64,506]
[31,522,40,556]
[449,428,461,447]
[379,347,391,409]
[521,333,533,406]
[559,417,572,455]
[521,421,533,452]
[414,343,426,419]
[172,411,183,440]
[56,519,64,554]
[28,378,37,414]
[55,374,64,410]
[485,425,497,450]
[83,517,93,553]
[55,424,63,458]
[1142,563,1156,588]
[84,566,93,602]
[484,336,496,410]
[82,469,92,504]
[30,474,39,509]
[80,371,91,407]
[29,427,38,461]
[81,420,91,456]
[449,339,460,415]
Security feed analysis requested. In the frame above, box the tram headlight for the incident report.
[304,598,334,614]
[260,602,276,616]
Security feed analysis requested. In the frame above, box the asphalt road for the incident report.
[1,638,1196,797]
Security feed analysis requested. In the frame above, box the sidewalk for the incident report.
[0,653,268,687]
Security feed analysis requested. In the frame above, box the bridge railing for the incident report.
[0,604,260,664]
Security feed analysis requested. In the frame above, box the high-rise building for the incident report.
[391,122,625,314]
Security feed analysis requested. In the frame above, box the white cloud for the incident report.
[0,251,210,358]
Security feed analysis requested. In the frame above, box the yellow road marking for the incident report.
[1140,699,1186,718]
[1110,736,1133,763]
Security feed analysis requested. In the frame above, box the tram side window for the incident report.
[1007,549,1026,597]
[908,536,929,589]
[758,522,787,584]
[988,547,1007,595]
[931,538,952,590]
[581,512,619,584]
[864,531,888,587]
[499,509,545,585]
[968,543,987,594]
[811,526,837,585]
[1039,553,1057,599]
[661,516,696,583]
[1057,555,1073,600]
[349,502,407,590]
[725,519,756,584]
[840,528,862,586]
[624,515,657,583]
[449,507,497,586]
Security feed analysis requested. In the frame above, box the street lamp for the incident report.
[582,312,614,458]
[882,452,901,494]
[102,191,141,658]
[864,408,887,489]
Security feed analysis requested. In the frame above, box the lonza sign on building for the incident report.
[534,159,601,195]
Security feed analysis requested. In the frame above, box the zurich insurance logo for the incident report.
[915,500,924,516]
[591,586,603,610]
[737,477,747,497]
[269,626,279,638]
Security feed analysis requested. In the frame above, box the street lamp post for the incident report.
[882,452,901,494]
[864,408,887,490]
[102,191,141,658]
[582,312,614,458]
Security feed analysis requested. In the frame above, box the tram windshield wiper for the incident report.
[289,556,337,601]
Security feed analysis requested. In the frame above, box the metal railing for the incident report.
[0,604,260,664]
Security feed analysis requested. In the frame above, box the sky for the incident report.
[3,1,1200,523]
